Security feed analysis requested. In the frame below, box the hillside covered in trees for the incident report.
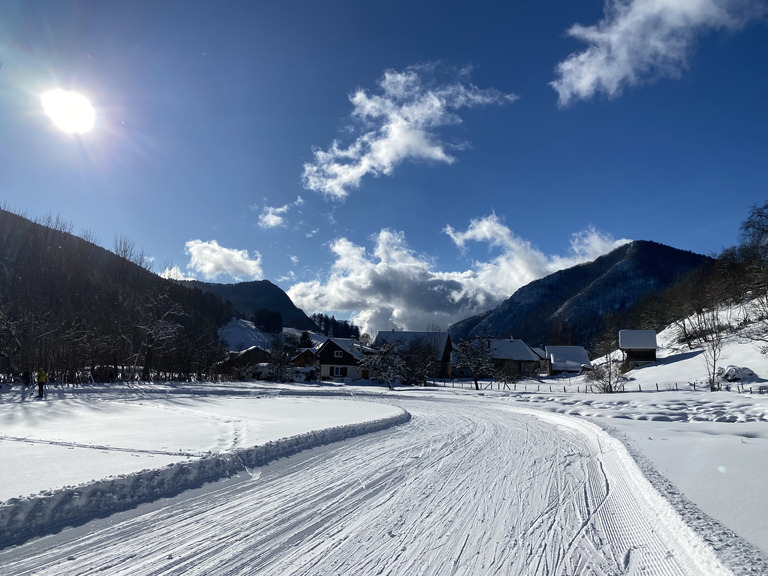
[179,280,316,331]
[0,209,232,382]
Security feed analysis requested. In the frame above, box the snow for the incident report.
[218,318,325,351]
[490,338,541,361]
[2,320,768,574]
[546,345,593,371]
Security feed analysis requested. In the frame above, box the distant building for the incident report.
[291,348,318,368]
[619,330,657,369]
[217,346,270,380]
[489,338,544,379]
[545,346,592,375]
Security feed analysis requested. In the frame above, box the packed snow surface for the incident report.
[1,321,768,575]
[0,391,402,502]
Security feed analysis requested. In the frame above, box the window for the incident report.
[334,350,343,358]
[333,366,347,377]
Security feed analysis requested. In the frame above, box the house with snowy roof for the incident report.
[618,330,657,369]
[489,338,545,379]
[217,345,270,380]
[291,347,318,368]
[316,338,373,380]
[373,331,453,378]
[545,346,593,375]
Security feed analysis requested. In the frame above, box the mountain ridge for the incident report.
[448,240,713,348]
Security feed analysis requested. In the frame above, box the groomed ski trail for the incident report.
[2,397,729,576]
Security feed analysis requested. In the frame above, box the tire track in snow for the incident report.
[2,398,730,576]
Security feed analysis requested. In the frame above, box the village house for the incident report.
[291,347,318,368]
[373,330,454,378]
[489,338,545,379]
[316,338,372,380]
[545,345,593,375]
[217,345,270,380]
[618,329,657,369]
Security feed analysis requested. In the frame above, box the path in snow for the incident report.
[1,398,728,576]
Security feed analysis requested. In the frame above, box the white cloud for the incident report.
[551,0,765,106]
[184,239,263,281]
[302,64,517,199]
[287,216,630,336]
[258,196,304,229]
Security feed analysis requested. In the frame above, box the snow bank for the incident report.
[0,409,410,549]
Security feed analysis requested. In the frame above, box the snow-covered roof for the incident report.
[545,346,592,372]
[619,330,657,350]
[373,331,451,359]
[490,339,541,362]
[321,338,373,361]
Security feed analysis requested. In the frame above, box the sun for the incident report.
[41,89,96,134]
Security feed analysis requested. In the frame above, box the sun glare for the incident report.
[41,89,96,134]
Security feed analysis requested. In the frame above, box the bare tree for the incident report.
[691,303,731,391]
[454,337,495,391]
[585,348,623,393]
[359,342,404,390]
[269,333,298,382]
[739,200,768,268]
[135,291,185,380]
[402,336,438,386]
[586,316,624,393]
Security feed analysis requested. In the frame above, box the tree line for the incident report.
[309,313,361,339]
[0,209,231,384]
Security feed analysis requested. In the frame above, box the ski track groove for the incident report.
[1,399,731,576]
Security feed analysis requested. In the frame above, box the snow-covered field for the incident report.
[1,323,768,575]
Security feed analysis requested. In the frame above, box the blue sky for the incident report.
[2,0,767,335]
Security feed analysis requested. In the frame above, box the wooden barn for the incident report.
[619,330,657,369]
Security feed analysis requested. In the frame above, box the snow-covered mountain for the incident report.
[449,240,712,347]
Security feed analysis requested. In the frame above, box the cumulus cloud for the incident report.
[551,0,765,106]
[287,216,630,336]
[258,196,304,229]
[183,239,263,281]
[302,64,517,199]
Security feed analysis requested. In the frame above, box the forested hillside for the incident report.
[179,279,316,331]
[0,209,231,382]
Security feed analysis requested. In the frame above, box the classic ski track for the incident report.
[0,436,206,457]
[2,398,730,576]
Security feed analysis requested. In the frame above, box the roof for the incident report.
[545,346,592,372]
[618,330,657,350]
[373,331,451,359]
[290,348,317,361]
[489,339,541,362]
[318,338,373,361]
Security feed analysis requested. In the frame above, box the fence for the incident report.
[430,378,768,394]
